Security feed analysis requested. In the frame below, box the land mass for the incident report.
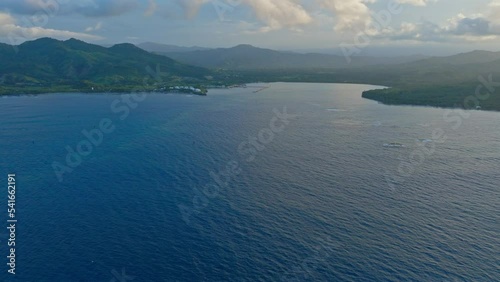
[0,38,217,95]
[152,45,500,110]
[2,38,500,111]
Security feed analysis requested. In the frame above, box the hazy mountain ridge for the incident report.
[137,42,211,53]
[415,50,500,66]
[147,44,429,70]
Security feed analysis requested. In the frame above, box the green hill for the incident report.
[358,51,500,111]
[0,38,212,94]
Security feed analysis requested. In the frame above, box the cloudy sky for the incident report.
[1,0,500,55]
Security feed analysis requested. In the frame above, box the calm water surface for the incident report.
[0,83,498,281]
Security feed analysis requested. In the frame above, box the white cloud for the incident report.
[180,0,312,32]
[0,11,16,25]
[370,0,500,43]
[243,0,312,31]
[181,0,312,31]
[182,0,378,33]
[444,13,490,35]
[318,0,374,33]
[0,12,103,44]
[487,0,500,24]
[394,0,435,6]
[379,12,500,43]
[84,21,103,32]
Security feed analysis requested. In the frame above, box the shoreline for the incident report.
[362,96,500,113]
[362,86,500,112]
[2,82,499,113]
[0,88,208,97]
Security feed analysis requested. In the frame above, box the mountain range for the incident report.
[142,42,499,110]
[1,37,500,110]
[0,38,211,94]
[145,44,428,70]
[137,42,211,54]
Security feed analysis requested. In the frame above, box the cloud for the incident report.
[84,21,103,32]
[180,0,379,33]
[0,12,103,44]
[177,0,384,34]
[380,21,444,41]
[0,0,138,18]
[74,0,138,17]
[487,0,500,23]
[372,0,500,43]
[318,0,374,33]
[179,0,312,31]
[446,14,490,36]
[379,13,500,42]
[144,0,157,16]
[0,11,16,25]
[394,0,435,6]
[178,0,209,19]
[243,0,312,31]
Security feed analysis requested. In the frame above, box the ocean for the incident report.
[0,83,498,281]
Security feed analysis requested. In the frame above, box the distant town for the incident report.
[159,86,207,95]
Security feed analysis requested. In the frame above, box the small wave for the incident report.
[383,142,405,148]
[308,103,321,107]
[417,123,431,127]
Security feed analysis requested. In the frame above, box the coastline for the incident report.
[0,86,208,97]
[362,86,500,112]
[2,82,499,113]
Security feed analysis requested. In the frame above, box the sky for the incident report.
[1,0,500,55]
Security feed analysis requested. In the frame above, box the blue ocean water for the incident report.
[0,83,498,281]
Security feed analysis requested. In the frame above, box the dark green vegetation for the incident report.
[358,51,500,111]
[362,84,500,111]
[0,38,215,95]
